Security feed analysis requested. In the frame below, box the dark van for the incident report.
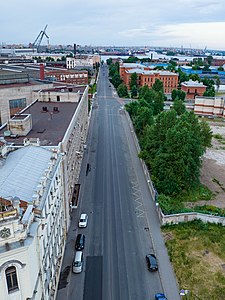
[146,254,158,271]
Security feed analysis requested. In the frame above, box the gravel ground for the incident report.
[199,123,225,208]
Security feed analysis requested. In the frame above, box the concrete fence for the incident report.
[158,207,225,226]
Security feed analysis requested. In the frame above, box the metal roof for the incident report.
[0,146,52,202]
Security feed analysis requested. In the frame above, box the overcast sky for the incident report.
[1,0,225,50]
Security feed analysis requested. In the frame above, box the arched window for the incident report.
[5,266,19,292]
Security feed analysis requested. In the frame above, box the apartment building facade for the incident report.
[66,54,100,69]
[0,145,65,300]
[181,80,207,100]
[1,85,89,228]
[0,83,89,299]
[45,69,88,85]
[120,63,178,93]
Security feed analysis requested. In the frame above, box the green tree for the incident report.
[125,101,140,120]
[214,76,220,92]
[139,85,150,99]
[134,107,154,135]
[154,66,165,70]
[153,91,164,115]
[123,56,138,63]
[203,64,210,72]
[172,98,186,115]
[130,72,138,90]
[189,74,201,82]
[218,66,224,71]
[199,120,212,148]
[139,86,155,111]
[139,110,211,196]
[45,56,55,62]
[117,83,129,98]
[111,73,122,88]
[131,85,138,98]
[192,65,201,70]
[109,64,118,77]
[177,69,188,85]
[140,110,178,162]
[171,89,186,101]
[152,79,164,93]
[106,58,113,65]
[203,86,215,97]
[153,114,204,195]
[206,55,213,65]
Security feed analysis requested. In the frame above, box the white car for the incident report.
[78,213,88,228]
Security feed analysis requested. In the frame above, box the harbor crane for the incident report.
[33,25,49,52]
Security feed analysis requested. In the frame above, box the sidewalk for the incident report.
[121,106,181,300]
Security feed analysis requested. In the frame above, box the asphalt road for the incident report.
[56,64,181,300]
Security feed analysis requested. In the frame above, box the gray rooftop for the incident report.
[182,80,206,87]
[127,69,178,76]
[0,101,79,146]
[0,146,52,202]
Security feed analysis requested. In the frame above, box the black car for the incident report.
[75,234,85,250]
[146,254,158,271]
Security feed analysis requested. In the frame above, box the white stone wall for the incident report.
[34,90,81,103]
[36,156,66,300]
[0,223,40,300]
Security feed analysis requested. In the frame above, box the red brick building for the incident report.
[181,80,207,100]
[210,58,225,67]
[45,69,88,85]
[120,63,178,94]
[120,63,149,82]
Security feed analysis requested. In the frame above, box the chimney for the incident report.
[74,44,76,56]
[40,63,45,80]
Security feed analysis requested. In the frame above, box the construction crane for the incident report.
[33,25,49,52]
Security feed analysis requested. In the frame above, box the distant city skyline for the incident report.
[1,0,225,50]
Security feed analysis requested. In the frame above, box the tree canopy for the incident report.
[136,109,212,196]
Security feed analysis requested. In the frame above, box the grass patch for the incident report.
[213,133,223,140]
[158,184,215,215]
[162,220,225,300]
[174,183,213,202]
[157,184,225,216]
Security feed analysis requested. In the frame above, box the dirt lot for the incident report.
[198,122,225,208]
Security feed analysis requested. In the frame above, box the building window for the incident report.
[57,96,60,102]
[9,98,26,109]
[9,98,27,117]
[5,266,19,292]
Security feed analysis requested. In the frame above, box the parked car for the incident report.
[146,254,158,271]
[75,234,85,250]
[155,293,167,300]
[72,251,83,273]
[78,213,88,228]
